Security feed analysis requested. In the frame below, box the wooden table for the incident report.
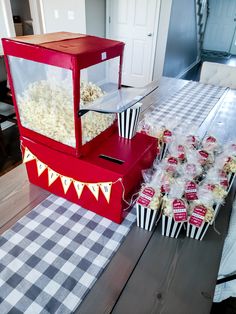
[0,77,235,314]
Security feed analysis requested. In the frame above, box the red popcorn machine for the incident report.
[2,32,158,223]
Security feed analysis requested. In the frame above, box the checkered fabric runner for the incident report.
[0,195,136,314]
[151,81,227,126]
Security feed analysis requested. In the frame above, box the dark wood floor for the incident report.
[0,124,22,177]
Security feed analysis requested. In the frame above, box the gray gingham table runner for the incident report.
[0,195,136,313]
[151,81,227,125]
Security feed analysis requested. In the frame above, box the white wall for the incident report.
[85,0,106,37]
[40,0,86,33]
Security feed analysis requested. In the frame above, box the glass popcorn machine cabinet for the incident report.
[2,32,158,223]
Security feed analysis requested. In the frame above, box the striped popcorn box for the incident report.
[186,204,216,241]
[136,186,160,231]
[161,199,187,238]
[227,173,236,193]
[186,222,210,241]
[136,203,159,231]
[118,103,141,139]
[187,202,221,241]
[161,215,184,238]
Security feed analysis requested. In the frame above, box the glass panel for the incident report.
[8,56,75,147]
[78,81,159,116]
[80,57,120,145]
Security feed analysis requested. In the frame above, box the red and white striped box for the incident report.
[118,103,141,139]
[161,199,187,238]
[136,186,160,231]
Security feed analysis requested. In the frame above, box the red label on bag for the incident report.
[198,150,209,165]
[220,179,228,188]
[189,205,207,228]
[207,184,215,191]
[218,171,228,187]
[177,145,185,160]
[160,175,170,194]
[186,135,197,147]
[178,145,185,152]
[137,186,155,207]
[166,156,178,172]
[168,157,178,165]
[163,129,172,143]
[142,187,155,198]
[161,183,170,194]
[178,153,185,161]
[199,150,209,159]
[137,196,150,207]
[172,199,187,222]
[220,170,227,178]
[206,136,216,143]
[185,181,198,201]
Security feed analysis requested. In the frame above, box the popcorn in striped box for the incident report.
[161,181,187,238]
[136,186,161,231]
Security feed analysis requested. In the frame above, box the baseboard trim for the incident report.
[176,59,201,79]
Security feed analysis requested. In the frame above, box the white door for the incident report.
[203,0,236,52]
[107,0,160,87]
[0,0,15,54]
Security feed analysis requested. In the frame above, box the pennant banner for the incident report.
[87,183,100,200]
[99,182,112,203]
[36,160,47,177]
[23,147,35,163]
[48,168,59,186]
[22,146,120,203]
[73,181,85,199]
[61,175,72,194]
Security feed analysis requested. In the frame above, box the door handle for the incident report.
[147,33,152,37]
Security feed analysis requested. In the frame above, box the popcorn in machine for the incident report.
[2,32,158,223]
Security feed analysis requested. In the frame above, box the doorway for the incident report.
[9,0,34,36]
[106,0,160,87]
[203,0,236,55]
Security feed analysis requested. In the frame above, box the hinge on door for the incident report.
[109,16,111,23]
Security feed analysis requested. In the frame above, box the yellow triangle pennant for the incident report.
[36,159,47,177]
[87,183,99,200]
[48,168,59,186]
[99,182,112,203]
[73,181,85,199]
[61,175,72,194]
[23,147,35,163]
